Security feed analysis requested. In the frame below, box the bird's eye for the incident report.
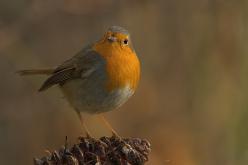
[123,39,128,45]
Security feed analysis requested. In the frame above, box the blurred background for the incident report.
[0,0,248,164]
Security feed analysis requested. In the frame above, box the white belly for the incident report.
[61,79,134,114]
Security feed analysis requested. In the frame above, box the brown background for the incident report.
[0,0,248,164]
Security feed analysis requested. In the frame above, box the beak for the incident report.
[107,36,117,42]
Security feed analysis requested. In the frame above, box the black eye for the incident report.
[123,39,128,45]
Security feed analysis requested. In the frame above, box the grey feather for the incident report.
[108,26,129,35]
[39,46,105,92]
[39,67,75,91]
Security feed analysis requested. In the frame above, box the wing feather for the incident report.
[38,47,104,92]
[39,67,75,91]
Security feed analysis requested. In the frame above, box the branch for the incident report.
[34,136,151,165]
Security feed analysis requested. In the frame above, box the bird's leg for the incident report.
[76,111,92,138]
[99,114,119,138]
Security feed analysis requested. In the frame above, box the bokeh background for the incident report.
[0,0,248,164]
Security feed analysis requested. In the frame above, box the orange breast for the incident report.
[93,42,140,91]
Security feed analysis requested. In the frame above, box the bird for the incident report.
[18,26,140,136]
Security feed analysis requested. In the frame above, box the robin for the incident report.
[18,26,140,136]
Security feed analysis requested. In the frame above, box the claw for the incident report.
[44,149,52,155]
[111,130,120,139]
[85,131,92,139]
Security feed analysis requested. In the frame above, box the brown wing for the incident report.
[38,67,76,91]
[38,47,105,92]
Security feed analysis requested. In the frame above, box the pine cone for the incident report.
[34,136,151,165]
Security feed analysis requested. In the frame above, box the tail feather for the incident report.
[17,69,54,76]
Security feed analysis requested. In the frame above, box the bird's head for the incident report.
[93,26,140,91]
[96,26,134,53]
